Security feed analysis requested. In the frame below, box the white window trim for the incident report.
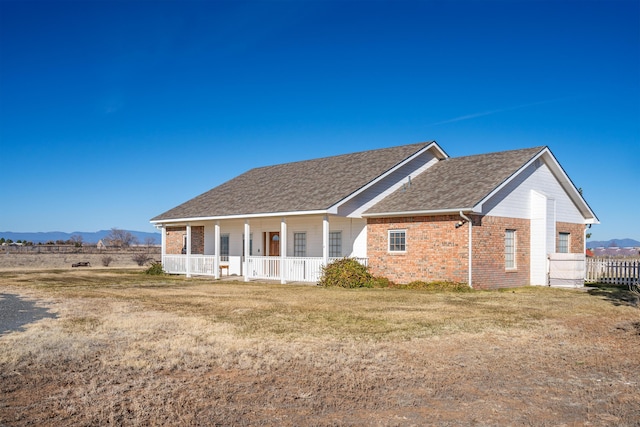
[505,229,516,270]
[220,233,230,257]
[329,230,342,258]
[388,229,407,253]
[293,232,307,257]
[558,232,570,254]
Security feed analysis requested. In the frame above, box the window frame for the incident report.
[505,229,516,270]
[388,229,407,253]
[242,233,253,256]
[293,232,307,257]
[558,232,570,254]
[329,231,342,258]
[220,234,230,257]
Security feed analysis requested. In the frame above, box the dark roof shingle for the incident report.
[152,142,432,221]
[364,146,545,215]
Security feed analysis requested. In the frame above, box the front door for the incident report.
[269,232,280,256]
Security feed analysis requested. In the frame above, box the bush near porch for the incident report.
[319,258,471,291]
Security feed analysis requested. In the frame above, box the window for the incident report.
[388,230,406,252]
[505,229,516,269]
[242,233,253,256]
[558,232,570,253]
[294,232,306,257]
[329,231,342,257]
[220,234,229,257]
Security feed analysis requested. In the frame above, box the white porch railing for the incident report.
[190,255,217,276]
[162,255,368,283]
[163,254,189,274]
[247,256,368,283]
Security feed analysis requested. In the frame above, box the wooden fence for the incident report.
[2,245,160,255]
[585,258,640,285]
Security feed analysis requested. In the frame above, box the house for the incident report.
[150,141,598,289]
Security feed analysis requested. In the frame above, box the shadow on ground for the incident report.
[0,293,57,335]
[587,283,639,307]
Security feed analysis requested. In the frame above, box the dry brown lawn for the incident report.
[1,269,639,426]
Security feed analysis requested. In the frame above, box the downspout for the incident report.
[459,211,473,289]
[584,224,590,283]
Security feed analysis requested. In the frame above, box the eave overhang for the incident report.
[150,209,330,225]
[362,208,477,218]
[471,146,599,224]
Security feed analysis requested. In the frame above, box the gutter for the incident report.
[459,211,473,289]
[362,207,476,218]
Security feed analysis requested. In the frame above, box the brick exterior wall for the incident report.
[165,226,204,255]
[556,222,585,254]
[367,215,533,290]
[471,216,530,290]
[191,226,205,254]
[367,215,469,284]
[367,215,586,290]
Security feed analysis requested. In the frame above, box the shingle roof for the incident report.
[364,146,545,215]
[152,142,432,221]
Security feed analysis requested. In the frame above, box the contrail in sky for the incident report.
[426,97,572,126]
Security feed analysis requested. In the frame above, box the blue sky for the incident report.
[1,0,638,242]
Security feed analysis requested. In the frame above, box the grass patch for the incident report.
[1,270,639,426]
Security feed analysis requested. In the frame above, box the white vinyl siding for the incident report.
[186,215,367,259]
[530,190,551,285]
[336,151,438,217]
[484,161,584,223]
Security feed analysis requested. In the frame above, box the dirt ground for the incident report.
[0,267,639,426]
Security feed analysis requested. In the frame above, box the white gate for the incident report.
[548,253,585,287]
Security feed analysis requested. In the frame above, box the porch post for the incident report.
[214,221,220,279]
[322,214,329,266]
[244,220,250,282]
[280,217,287,284]
[186,224,192,278]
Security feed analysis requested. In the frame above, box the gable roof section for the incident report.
[152,142,438,222]
[363,146,547,216]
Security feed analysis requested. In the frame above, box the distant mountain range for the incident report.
[587,238,640,248]
[0,230,161,245]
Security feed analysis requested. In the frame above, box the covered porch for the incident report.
[157,214,368,284]
[162,254,367,283]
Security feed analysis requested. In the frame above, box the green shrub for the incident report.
[319,258,374,288]
[368,276,395,288]
[145,262,165,275]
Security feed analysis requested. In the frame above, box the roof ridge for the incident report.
[248,141,434,171]
[447,145,546,161]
